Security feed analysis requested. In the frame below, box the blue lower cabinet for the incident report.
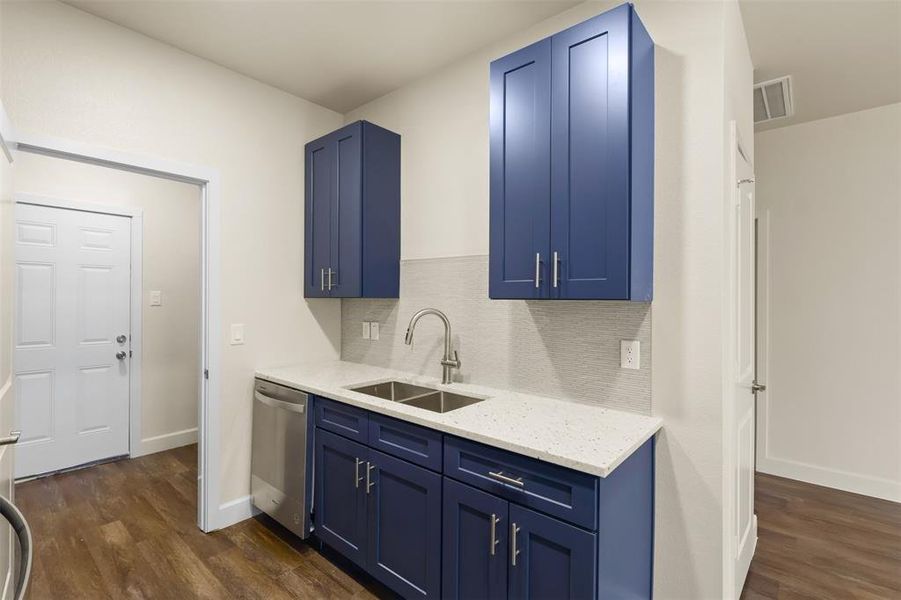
[367,449,442,598]
[443,478,509,600]
[508,504,597,600]
[314,429,369,565]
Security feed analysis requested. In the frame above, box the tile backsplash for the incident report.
[341,255,651,414]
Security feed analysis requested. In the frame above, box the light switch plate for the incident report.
[362,322,371,340]
[149,290,162,306]
[369,322,379,340]
[620,340,640,369]
[230,324,245,345]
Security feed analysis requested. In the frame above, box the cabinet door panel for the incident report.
[550,5,631,299]
[305,135,333,297]
[331,122,363,297]
[508,505,596,600]
[489,39,552,299]
[443,478,508,600]
[314,429,368,565]
[367,449,442,598]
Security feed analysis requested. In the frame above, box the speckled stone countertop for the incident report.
[255,361,662,478]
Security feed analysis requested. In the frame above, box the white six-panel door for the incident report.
[14,202,131,478]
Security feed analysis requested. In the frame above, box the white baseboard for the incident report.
[134,427,198,458]
[214,494,259,530]
[758,456,901,503]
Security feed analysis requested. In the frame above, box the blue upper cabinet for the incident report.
[489,39,552,299]
[304,121,400,298]
[489,4,654,301]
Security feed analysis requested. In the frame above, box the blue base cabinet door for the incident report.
[508,505,597,600]
[314,429,369,566]
[367,449,442,598]
[442,478,509,600]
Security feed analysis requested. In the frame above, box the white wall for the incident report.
[0,0,345,512]
[346,1,752,597]
[13,152,203,455]
[755,103,901,501]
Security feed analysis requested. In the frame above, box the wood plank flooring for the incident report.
[15,444,388,600]
[742,472,901,599]
[15,447,900,599]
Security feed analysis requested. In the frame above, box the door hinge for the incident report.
[204,369,209,380]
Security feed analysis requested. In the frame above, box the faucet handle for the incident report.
[442,351,461,369]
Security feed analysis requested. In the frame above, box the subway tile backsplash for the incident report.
[341,255,651,414]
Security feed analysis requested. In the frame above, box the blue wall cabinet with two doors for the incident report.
[304,120,401,298]
[313,396,654,599]
[489,3,654,300]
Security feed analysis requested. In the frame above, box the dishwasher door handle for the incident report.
[253,391,306,414]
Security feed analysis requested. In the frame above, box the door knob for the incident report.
[0,431,20,446]
[116,351,127,360]
[116,334,127,344]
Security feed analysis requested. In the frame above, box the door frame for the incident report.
[14,193,146,466]
[8,130,222,533]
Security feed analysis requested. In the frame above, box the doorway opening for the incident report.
[9,134,221,533]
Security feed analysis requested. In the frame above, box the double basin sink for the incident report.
[348,380,484,414]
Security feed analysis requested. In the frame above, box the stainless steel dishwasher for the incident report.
[251,378,310,538]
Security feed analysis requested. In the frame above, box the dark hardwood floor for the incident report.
[15,444,387,600]
[742,472,901,600]
[16,447,900,599]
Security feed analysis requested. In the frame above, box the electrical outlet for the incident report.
[370,322,379,340]
[362,322,371,340]
[230,324,245,345]
[620,340,640,370]
[149,290,162,306]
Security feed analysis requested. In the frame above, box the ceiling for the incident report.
[740,0,901,131]
[63,0,578,114]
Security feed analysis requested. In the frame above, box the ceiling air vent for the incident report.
[753,76,794,124]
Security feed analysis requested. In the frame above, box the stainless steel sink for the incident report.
[348,380,435,402]
[400,390,484,413]
[348,379,485,413]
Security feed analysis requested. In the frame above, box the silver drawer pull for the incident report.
[534,253,541,288]
[489,513,500,556]
[488,470,524,488]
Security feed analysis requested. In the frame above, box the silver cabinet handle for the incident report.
[327,268,335,290]
[553,251,559,288]
[355,458,364,489]
[321,268,325,291]
[488,470,524,488]
[511,522,521,566]
[490,513,500,556]
[115,351,127,360]
[751,381,766,393]
[0,431,20,446]
[534,253,541,288]
[366,462,376,494]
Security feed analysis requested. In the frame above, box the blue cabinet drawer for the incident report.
[444,436,598,530]
[368,413,443,472]
[315,397,369,444]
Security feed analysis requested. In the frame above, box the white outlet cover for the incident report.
[149,290,162,306]
[230,323,245,345]
[620,340,640,370]
[362,322,371,340]
[370,322,380,340]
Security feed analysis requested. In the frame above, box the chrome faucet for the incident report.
[404,308,461,384]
